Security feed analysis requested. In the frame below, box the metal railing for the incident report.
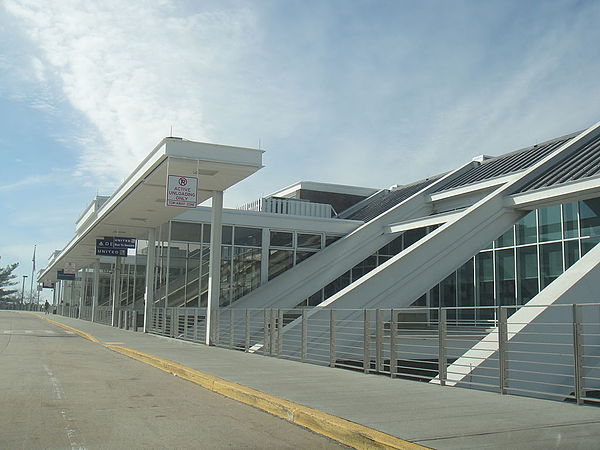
[205,304,600,405]
[56,301,600,405]
[149,307,207,343]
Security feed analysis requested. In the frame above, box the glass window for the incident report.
[351,255,376,281]
[582,236,600,256]
[458,259,475,322]
[170,222,201,242]
[222,226,232,245]
[580,198,600,237]
[564,240,579,270]
[517,245,538,304]
[476,252,494,321]
[379,235,403,256]
[539,205,561,242]
[440,273,457,320]
[295,251,316,265]
[404,227,427,248]
[325,235,342,247]
[270,231,293,247]
[516,211,537,245]
[231,247,261,302]
[496,249,515,306]
[268,249,294,281]
[495,227,514,248]
[540,243,563,289]
[297,233,321,249]
[563,202,578,239]
[219,246,232,307]
[201,224,232,244]
[234,226,262,247]
[324,271,351,299]
[307,290,323,306]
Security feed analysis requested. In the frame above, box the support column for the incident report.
[143,228,157,333]
[91,262,99,322]
[206,190,223,345]
[78,269,86,319]
[111,257,122,327]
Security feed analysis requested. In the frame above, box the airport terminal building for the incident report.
[39,122,600,404]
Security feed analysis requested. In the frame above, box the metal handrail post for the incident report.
[363,309,371,374]
[277,309,284,357]
[301,309,308,362]
[390,308,397,378]
[573,304,584,405]
[376,309,383,372]
[263,309,269,355]
[229,309,234,349]
[498,306,508,394]
[438,308,447,386]
[329,309,336,368]
[245,309,250,352]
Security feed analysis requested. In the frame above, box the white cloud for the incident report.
[3,0,259,189]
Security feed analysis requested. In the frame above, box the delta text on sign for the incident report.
[166,175,198,208]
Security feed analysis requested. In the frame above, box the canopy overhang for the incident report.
[39,137,263,283]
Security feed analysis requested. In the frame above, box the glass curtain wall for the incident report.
[422,198,600,324]
[164,222,338,308]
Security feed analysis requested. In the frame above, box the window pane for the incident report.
[404,227,427,248]
[582,236,600,256]
[540,243,563,289]
[539,205,561,242]
[516,211,537,245]
[231,247,261,302]
[270,231,293,247]
[219,246,232,306]
[268,249,294,281]
[440,273,456,320]
[564,240,579,269]
[222,226,232,245]
[297,233,321,249]
[495,227,514,248]
[496,249,515,306]
[379,235,403,256]
[295,251,316,265]
[170,222,201,242]
[580,198,600,237]
[325,235,342,247]
[458,259,475,321]
[351,255,376,281]
[234,226,262,247]
[324,271,351,299]
[476,252,494,321]
[563,202,578,239]
[517,246,538,304]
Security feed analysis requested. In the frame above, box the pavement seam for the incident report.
[37,315,427,450]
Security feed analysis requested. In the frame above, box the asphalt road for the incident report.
[0,312,345,449]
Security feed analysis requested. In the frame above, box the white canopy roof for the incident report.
[39,137,263,282]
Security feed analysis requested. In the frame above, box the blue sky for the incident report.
[1,0,600,299]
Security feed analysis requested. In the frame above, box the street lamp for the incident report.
[21,275,28,307]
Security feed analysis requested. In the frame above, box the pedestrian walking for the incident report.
[44,301,50,315]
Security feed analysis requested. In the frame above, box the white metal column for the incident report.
[91,262,99,322]
[78,269,86,319]
[111,257,121,327]
[143,228,157,333]
[206,190,223,345]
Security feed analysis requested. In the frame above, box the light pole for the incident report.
[21,275,28,308]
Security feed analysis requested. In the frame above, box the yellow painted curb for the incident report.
[107,344,427,450]
[34,314,426,449]
[40,316,100,343]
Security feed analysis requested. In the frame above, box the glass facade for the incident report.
[422,199,600,323]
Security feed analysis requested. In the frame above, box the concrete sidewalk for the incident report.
[37,313,600,449]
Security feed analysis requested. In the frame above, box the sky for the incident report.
[1,0,600,300]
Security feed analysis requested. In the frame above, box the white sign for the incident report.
[64,262,76,275]
[166,175,198,208]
